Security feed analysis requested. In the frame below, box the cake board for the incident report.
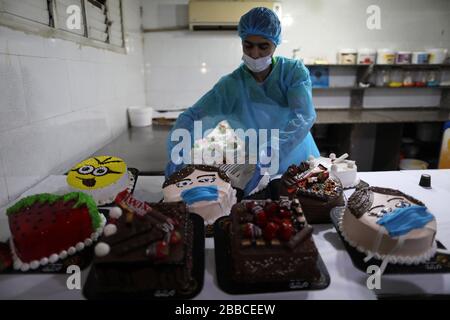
[82,213,205,300]
[330,207,450,274]
[213,216,331,294]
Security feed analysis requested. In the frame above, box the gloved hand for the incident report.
[243,145,277,196]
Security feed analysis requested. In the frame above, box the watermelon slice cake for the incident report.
[6,192,106,272]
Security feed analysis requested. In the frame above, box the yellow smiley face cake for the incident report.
[67,156,132,205]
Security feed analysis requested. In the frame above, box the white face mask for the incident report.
[242,53,272,73]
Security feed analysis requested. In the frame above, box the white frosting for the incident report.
[309,153,359,188]
[192,120,246,165]
[75,242,85,251]
[59,251,68,260]
[10,214,106,272]
[103,224,117,237]
[94,242,110,257]
[109,207,123,219]
[30,260,40,270]
[49,254,59,263]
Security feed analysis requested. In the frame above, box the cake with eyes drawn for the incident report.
[339,187,438,273]
[67,156,134,205]
[307,153,359,189]
[280,161,344,224]
[6,192,106,272]
[162,165,237,231]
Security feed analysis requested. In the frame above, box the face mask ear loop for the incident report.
[364,227,385,263]
[378,235,406,276]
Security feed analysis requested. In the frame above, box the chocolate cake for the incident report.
[88,201,197,296]
[281,162,344,223]
[229,198,320,283]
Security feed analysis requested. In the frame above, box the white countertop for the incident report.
[0,169,449,299]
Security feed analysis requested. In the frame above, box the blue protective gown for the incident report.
[165,56,319,178]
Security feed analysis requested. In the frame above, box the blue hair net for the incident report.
[238,7,281,46]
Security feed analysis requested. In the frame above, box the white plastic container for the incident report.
[128,106,153,127]
[395,51,412,64]
[427,48,448,64]
[357,48,376,64]
[338,49,357,64]
[376,49,396,64]
[412,51,429,64]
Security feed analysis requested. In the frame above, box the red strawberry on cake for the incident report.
[6,192,106,272]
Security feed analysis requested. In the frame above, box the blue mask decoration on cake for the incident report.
[376,205,434,237]
[180,185,219,205]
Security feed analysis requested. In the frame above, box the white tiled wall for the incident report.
[0,0,146,207]
[143,0,450,110]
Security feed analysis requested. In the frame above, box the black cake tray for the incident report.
[330,207,450,274]
[82,213,205,300]
[0,169,140,274]
[213,216,330,294]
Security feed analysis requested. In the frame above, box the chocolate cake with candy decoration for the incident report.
[229,198,320,283]
[281,161,344,223]
[87,192,198,296]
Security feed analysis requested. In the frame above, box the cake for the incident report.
[308,153,359,188]
[281,161,344,224]
[162,165,237,228]
[67,156,133,205]
[6,192,106,272]
[88,201,197,296]
[229,198,320,283]
[339,187,437,274]
[192,120,246,165]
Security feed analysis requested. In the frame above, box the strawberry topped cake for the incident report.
[6,192,106,272]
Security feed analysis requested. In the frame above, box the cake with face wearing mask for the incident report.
[67,156,133,205]
[162,165,237,230]
[280,161,344,223]
[339,187,438,273]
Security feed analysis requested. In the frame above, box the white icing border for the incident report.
[10,214,106,272]
[337,208,437,265]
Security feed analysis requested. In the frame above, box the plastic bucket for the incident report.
[399,158,429,170]
[128,107,153,127]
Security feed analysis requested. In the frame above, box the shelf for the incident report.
[315,107,450,124]
[306,64,450,68]
[313,86,363,90]
[312,86,450,90]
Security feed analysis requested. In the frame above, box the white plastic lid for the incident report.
[358,48,376,54]
[339,48,357,54]
[377,48,396,53]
